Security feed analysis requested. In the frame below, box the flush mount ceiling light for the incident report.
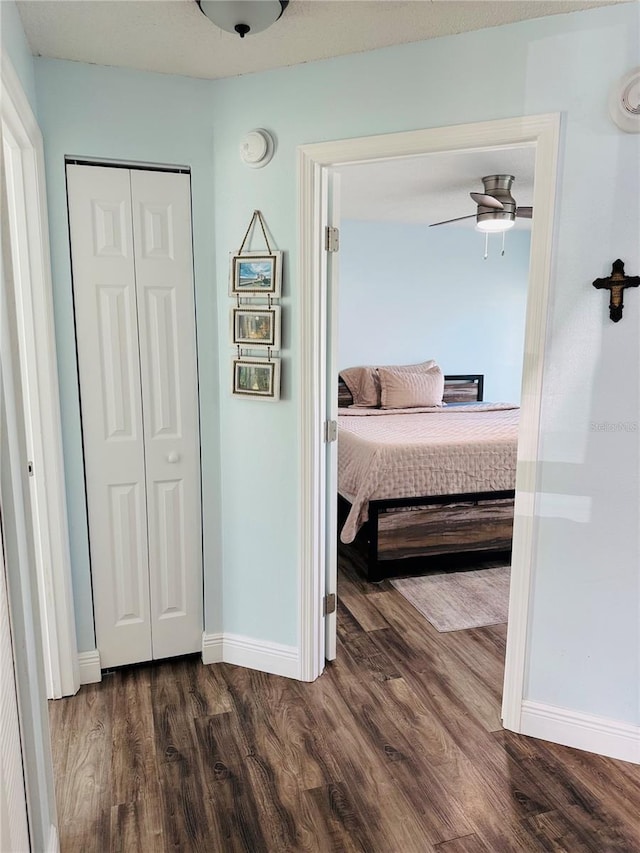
[197,0,289,38]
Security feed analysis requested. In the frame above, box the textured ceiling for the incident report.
[17,0,626,81]
[337,144,536,227]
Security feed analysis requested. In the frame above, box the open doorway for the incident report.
[297,115,560,735]
[331,145,534,720]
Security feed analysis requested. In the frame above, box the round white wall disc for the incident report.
[240,129,275,167]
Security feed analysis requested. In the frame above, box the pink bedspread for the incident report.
[338,404,519,543]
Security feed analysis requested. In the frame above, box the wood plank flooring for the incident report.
[49,548,640,852]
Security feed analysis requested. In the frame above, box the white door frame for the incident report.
[296,114,560,732]
[0,341,31,853]
[1,161,60,852]
[1,55,79,699]
[0,535,31,853]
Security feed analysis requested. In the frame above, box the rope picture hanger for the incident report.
[229,210,282,298]
[238,209,273,256]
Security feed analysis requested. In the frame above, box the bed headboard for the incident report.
[338,373,484,407]
[443,374,484,402]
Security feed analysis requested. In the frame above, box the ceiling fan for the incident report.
[429,174,533,231]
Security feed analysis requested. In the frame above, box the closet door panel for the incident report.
[67,165,152,668]
[131,170,202,659]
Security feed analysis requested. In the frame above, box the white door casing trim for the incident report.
[0,511,31,853]
[296,114,561,729]
[1,169,60,853]
[1,55,79,699]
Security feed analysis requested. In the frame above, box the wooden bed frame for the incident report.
[338,373,515,582]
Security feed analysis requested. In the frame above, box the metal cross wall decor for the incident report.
[592,259,640,322]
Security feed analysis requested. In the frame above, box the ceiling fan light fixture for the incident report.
[197,0,289,38]
[475,175,517,232]
[429,173,532,231]
[475,215,516,233]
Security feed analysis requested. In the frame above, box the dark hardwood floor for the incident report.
[49,548,640,852]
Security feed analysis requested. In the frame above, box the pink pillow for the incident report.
[339,365,380,408]
[340,359,438,407]
[379,365,444,409]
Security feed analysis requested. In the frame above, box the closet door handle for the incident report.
[167,451,180,464]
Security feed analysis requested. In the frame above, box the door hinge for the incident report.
[325,226,339,253]
[324,420,338,443]
[323,593,336,616]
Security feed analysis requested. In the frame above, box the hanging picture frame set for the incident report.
[229,251,282,297]
[233,357,281,401]
[230,210,282,400]
[231,304,281,350]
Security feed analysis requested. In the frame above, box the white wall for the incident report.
[338,219,531,402]
[32,2,640,730]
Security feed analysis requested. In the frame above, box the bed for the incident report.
[337,366,518,581]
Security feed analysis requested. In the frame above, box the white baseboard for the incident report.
[202,632,299,679]
[520,700,640,765]
[77,650,102,685]
[202,632,224,665]
[47,823,59,853]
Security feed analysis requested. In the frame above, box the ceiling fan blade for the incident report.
[470,192,504,210]
[429,214,477,227]
[516,206,533,219]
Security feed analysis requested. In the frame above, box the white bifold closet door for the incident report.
[67,164,202,669]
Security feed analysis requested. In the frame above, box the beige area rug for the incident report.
[390,566,510,632]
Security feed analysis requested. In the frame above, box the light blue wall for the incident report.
[209,2,639,723]
[34,2,639,725]
[338,220,531,402]
[34,64,222,651]
[1,0,37,110]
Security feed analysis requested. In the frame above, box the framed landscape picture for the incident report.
[232,357,281,401]
[231,305,281,350]
[229,251,282,297]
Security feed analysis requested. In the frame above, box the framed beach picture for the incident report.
[231,305,281,350]
[229,251,282,297]
[232,357,281,401]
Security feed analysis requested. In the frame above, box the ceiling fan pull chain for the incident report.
[483,231,489,260]
[502,231,506,257]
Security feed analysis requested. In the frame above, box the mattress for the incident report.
[338,403,519,543]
